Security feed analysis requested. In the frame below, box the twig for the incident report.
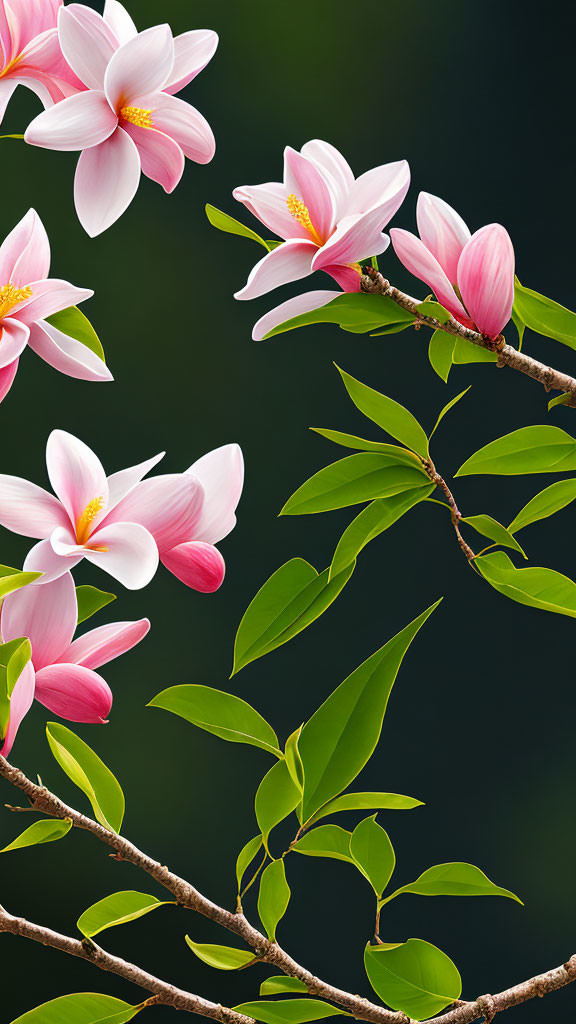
[422,458,476,562]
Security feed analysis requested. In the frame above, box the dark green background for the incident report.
[1,1,574,1020]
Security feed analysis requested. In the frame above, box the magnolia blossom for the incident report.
[0,209,111,403]
[390,192,515,339]
[25,1,217,236]
[0,0,82,125]
[0,571,149,757]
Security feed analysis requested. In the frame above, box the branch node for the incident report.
[477,993,497,1022]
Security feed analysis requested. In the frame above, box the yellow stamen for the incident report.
[76,497,104,545]
[286,193,323,245]
[348,263,362,276]
[0,283,32,321]
[120,106,154,129]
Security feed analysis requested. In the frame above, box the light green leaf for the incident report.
[285,727,305,794]
[329,488,434,580]
[147,684,281,757]
[261,293,412,340]
[548,392,571,412]
[260,978,308,996]
[452,337,497,364]
[232,558,354,675]
[513,279,576,350]
[1,818,73,853]
[508,479,576,533]
[461,515,526,557]
[10,994,138,1024]
[293,824,353,863]
[336,367,429,457]
[0,637,31,740]
[46,307,105,362]
[416,300,451,323]
[428,330,455,382]
[298,602,440,823]
[0,567,42,599]
[46,723,124,833]
[77,891,173,938]
[429,387,471,439]
[349,816,395,897]
[255,759,300,850]
[456,425,576,476]
[369,320,414,337]
[258,859,291,941]
[76,586,116,625]
[185,937,256,970]
[234,1000,349,1024]
[381,862,522,905]
[280,454,430,516]
[205,204,271,251]
[364,939,462,1020]
[310,428,421,465]
[236,834,263,891]
[306,792,423,828]
[476,551,576,619]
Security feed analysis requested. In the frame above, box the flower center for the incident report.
[76,496,104,545]
[0,283,32,321]
[286,193,323,245]
[120,106,154,129]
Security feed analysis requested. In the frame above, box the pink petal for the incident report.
[161,541,225,593]
[34,663,112,723]
[457,224,515,340]
[164,29,218,94]
[144,92,214,164]
[0,358,18,403]
[81,521,159,590]
[24,536,82,584]
[104,24,174,109]
[251,289,341,342]
[284,146,335,241]
[345,159,410,219]
[313,210,390,271]
[0,318,29,368]
[324,264,363,292]
[187,444,244,545]
[58,4,118,91]
[122,122,184,192]
[27,320,113,382]
[0,209,50,288]
[233,181,309,242]
[106,452,165,511]
[63,618,150,670]
[234,239,317,301]
[0,660,35,758]
[417,192,471,286]
[0,80,17,125]
[301,140,354,220]
[103,0,137,45]
[74,127,141,237]
[104,474,204,554]
[390,228,467,318]
[2,0,60,58]
[17,25,85,95]
[0,475,68,538]
[46,429,109,530]
[15,279,93,324]
[1,571,77,668]
[24,90,118,151]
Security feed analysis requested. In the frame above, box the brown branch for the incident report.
[361,270,576,407]
[422,458,476,562]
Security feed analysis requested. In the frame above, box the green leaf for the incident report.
[260,978,308,996]
[336,367,429,458]
[369,320,413,337]
[461,515,527,557]
[77,891,173,938]
[310,428,421,465]
[511,305,526,349]
[258,859,291,941]
[76,586,116,625]
[205,204,271,251]
[1,818,73,853]
[148,684,281,757]
[255,759,300,850]
[185,937,256,970]
[0,567,42,599]
[298,602,440,823]
[293,824,353,863]
[364,939,462,1020]
[306,792,423,828]
[476,551,576,619]
[329,488,434,580]
[261,293,413,340]
[10,994,138,1024]
[234,1001,349,1024]
[548,392,571,412]
[508,479,576,533]
[513,279,576,350]
[46,723,125,833]
[285,727,305,794]
[46,307,105,362]
[456,425,576,476]
[416,300,451,323]
[232,558,354,675]
[428,330,455,382]
[0,637,31,740]
[429,387,471,439]
[349,816,395,897]
[280,454,430,516]
[236,834,263,891]
[381,862,522,905]
[452,337,497,364]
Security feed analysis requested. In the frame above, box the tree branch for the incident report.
[422,459,476,562]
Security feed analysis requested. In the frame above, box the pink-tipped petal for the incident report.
[24,536,82,584]
[324,264,363,292]
[81,521,159,590]
[74,127,141,237]
[0,660,35,758]
[390,227,467,318]
[284,146,336,241]
[301,140,354,220]
[235,239,317,301]
[0,318,29,368]
[345,159,410,220]
[103,0,137,45]
[104,474,204,554]
[457,223,515,340]
[0,475,69,538]
[252,289,341,341]
[15,279,93,324]
[144,92,215,164]
[63,618,150,670]
[161,541,225,593]
[233,181,308,242]
[122,122,184,192]
[0,208,50,286]
[187,445,244,545]
[417,192,471,285]
[0,358,18,403]
[27,320,113,382]
[1,571,77,668]
[104,24,174,109]
[164,29,218,94]
[25,89,118,151]
[106,452,165,511]
[58,4,118,91]
[313,210,390,271]
[34,663,112,723]
[46,429,109,530]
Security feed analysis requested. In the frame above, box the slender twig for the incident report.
[361,270,576,407]
[422,458,476,562]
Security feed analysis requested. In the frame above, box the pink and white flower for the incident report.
[24,1,217,236]
[0,0,82,126]
[0,571,149,757]
[390,192,515,339]
[0,208,111,403]
[0,430,205,590]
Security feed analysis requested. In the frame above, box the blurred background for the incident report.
[1,0,575,1020]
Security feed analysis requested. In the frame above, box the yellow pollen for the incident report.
[76,497,104,544]
[0,283,32,321]
[120,105,154,129]
[286,193,323,245]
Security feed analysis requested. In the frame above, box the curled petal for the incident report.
[15,279,93,324]
[122,122,184,192]
[301,139,354,220]
[1,571,77,669]
[187,444,244,545]
[457,224,515,340]
[313,210,390,270]
[0,475,68,539]
[34,663,112,723]
[233,181,307,242]
[345,159,410,220]
[74,127,141,237]
[82,522,159,590]
[58,3,118,91]
[417,192,471,285]
[104,23,174,109]
[106,452,165,511]
[27,320,113,382]
[0,358,18,403]
[164,29,218,94]
[284,146,336,241]
[0,208,50,287]
[252,289,342,341]
[0,661,35,758]
[390,227,467,318]
[161,541,225,593]
[25,90,118,151]
[0,318,29,368]
[145,92,215,164]
[24,536,82,584]
[63,618,150,670]
[235,239,317,301]
[46,428,108,530]
[103,0,137,45]
[105,474,204,554]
